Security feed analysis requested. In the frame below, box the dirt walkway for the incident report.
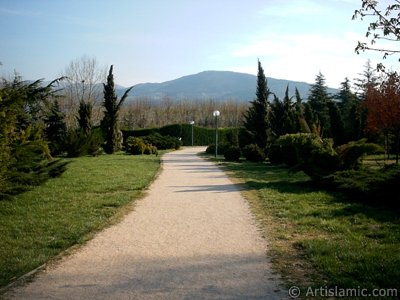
[4,147,286,299]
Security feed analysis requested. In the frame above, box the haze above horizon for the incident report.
[0,0,397,89]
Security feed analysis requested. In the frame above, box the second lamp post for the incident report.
[213,110,220,157]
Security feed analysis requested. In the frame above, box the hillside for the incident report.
[118,71,338,102]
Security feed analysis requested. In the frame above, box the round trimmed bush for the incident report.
[206,142,229,155]
[224,146,241,161]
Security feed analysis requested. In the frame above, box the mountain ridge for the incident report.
[117,70,338,102]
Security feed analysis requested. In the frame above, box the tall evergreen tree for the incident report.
[327,100,345,145]
[270,95,284,136]
[270,86,297,136]
[243,60,272,149]
[44,100,67,156]
[336,78,361,142]
[101,65,133,154]
[308,72,331,137]
[353,60,379,139]
[353,60,378,100]
[77,100,92,136]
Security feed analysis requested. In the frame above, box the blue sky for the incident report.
[0,0,396,88]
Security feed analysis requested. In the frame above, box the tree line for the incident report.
[243,59,399,163]
[2,38,399,199]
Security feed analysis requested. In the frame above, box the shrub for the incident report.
[336,139,384,170]
[66,129,88,158]
[323,165,400,206]
[125,137,158,155]
[143,144,155,155]
[66,128,104,157]
[126,137,146,155]
[143,133,181,150]
[268,133,340,179]
[206,144,215,154]
[86,128,104,156]
[243,144,266,162]
[143,146,152,155]
[224,146,241,161]
[206,142,229,156]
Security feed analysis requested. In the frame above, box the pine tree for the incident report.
[353,60,379,139]
[336,78,360,142]
[243,60,272,149]
[101,65,133,154]
[44,100,67,156]
[353,60,378,100]
[1,76,68,197]
[308,72,331,137]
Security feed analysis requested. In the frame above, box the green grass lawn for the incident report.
[0,153,162,288]
[218,159,400,295]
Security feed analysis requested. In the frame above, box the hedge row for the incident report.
[122,124,239,146]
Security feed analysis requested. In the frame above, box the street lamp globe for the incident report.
[213,110,220,117]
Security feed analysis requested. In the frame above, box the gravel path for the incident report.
[4,147,286,299]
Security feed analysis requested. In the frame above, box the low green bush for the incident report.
[336,139,384,170]
[143,133,181,150]
[243,144,265,162]
[206,144,215,154]
[268,133,340,179]
[125,136,158,155]
[224,146,241,161]
[65,128,104,158]
[143,145,158,155]
[323,165,400,206]
[269,134,384,181]
[206,142,230,155]
[126,137,147,155]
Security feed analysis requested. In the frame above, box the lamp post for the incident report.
[213,110,220,157]
[189,121,195,146]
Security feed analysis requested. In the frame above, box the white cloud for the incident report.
[229,31,380,87]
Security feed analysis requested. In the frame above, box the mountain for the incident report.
[118,71,338,102]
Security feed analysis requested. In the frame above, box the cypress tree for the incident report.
[101,65,133,154]
[243,60,272,149]
[270,95,284,137]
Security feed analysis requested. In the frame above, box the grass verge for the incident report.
[0,152,162,288]
[217,159,400,297]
